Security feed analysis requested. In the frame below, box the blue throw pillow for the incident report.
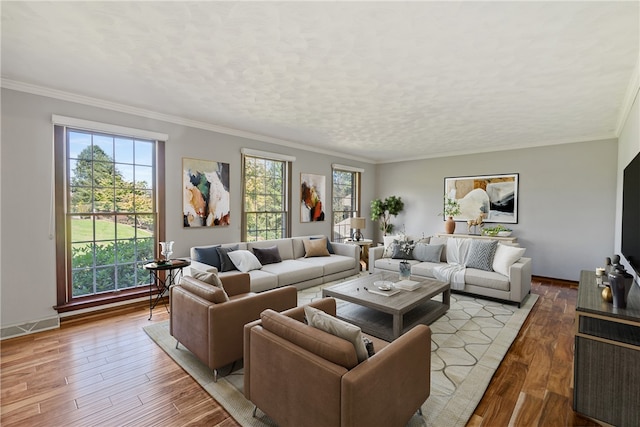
[310,236,334,254]
[216,245,239,272]
[192,245,222,269]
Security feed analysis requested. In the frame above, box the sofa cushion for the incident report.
[298,254,356,276]
[192,245,222,269]
[466,239,498,271]
[228,250,263,272]
[252,245,282,265]
[303,238,330,257]
[216,245,239,272]
[374,257,420,272]
[304,305,369,363]
[413,243,444,263]
[465,268,510,291]
[409,261,440,279]
[179,275,229,303]
[492,244,526,277]
[260,259,323,286]
[260,309,358,369]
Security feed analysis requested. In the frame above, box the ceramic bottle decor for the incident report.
[607,259,633,309]
[444,217,456,234]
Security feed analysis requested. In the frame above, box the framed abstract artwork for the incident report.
[444,173,519,223]
[300,173,326,222]
[183,158,230,227]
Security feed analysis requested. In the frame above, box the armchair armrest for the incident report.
[341,324,431,427]
[220,272,250,296]
[369,245,385,274]
[208,285,298,369]
[188,260,219,274]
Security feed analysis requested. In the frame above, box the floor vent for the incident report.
[1,317,60,340]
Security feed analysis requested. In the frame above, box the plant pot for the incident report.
[444,217,456,234]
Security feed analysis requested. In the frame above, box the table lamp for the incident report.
[350,217,366,241]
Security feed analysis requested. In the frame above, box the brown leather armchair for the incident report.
[244,298,431,427]
[170,272,297,380]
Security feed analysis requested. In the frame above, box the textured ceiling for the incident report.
[2,1,638,163]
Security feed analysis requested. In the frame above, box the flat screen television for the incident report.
[622,151,640,276]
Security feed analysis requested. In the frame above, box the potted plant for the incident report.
[482,224,513,237]
[441,195,461,234]
[370,196,404,236]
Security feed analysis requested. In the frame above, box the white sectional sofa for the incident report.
[369,235,532,306]
[189,235,360,292]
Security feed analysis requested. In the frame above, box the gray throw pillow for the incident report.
[391,240,414,259]
[413,243,444,263]
[192,245,222,269]
[466,239,498,271]
[252,245,282,265]
[216,245,239,272]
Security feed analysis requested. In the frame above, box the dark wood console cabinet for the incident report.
[573,270,640,426]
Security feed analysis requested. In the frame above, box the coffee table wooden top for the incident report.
[322,272,449,315]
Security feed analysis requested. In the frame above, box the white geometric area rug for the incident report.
[144,279,537,427]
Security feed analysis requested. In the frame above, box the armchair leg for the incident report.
[175,340,180,349]
[417,407,423,416]
[213,369,218,383]
[252,406,258,418]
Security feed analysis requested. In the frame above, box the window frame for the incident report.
[241,152,292,242]
[331,167,362,243]
[53,123,166,312]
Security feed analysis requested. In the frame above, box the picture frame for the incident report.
[444,173,519,223]
[183,158,230,227]
[300,173,326,222]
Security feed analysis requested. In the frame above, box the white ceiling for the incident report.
[2,1,639,163]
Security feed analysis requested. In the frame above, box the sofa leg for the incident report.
[252,406,258,418]
[175,340,180,349]
[417,407,423,416]
[213,369,218,382]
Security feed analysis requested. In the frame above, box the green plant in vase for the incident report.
[370,196,404,236]
[440,195,461,234]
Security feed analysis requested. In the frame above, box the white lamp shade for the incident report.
[350,217,366,229]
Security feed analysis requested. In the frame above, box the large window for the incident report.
[332,167,361,242]
[54,119,165,311]
[242,151,292,242]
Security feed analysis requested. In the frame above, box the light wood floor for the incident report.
[1,278,600,427]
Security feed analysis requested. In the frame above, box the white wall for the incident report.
[615,90,640,283]
[374,139,619,281]
[0,89,375,330]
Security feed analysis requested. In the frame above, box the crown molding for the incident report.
[615,56,640,136]
[376,135,617,164]
[0,79,375,164]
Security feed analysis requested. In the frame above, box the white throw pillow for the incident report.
[227,250,263,272]
[304,305,369,363]
[492,243,526,277]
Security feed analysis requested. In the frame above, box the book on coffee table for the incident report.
[394,280,422,291]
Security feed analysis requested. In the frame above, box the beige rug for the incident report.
[144,278,537,427]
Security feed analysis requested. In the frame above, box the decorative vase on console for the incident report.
[444,217,456,234]
[399,260,411,280]
[607,257,633,309]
